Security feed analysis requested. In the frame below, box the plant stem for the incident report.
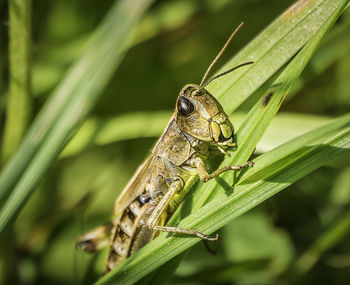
[2,0,32,165]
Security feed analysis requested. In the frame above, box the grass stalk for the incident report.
[2,0,32,165]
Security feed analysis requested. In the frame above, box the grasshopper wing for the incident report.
[76,156,154,253]
[112,155,155,220]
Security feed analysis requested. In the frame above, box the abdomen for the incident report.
[105,196,155,272]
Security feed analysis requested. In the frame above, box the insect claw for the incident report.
[217,146,227,154]
[228,142,237,148]
[76,239,94,252]
[238,161,254,169]
[204,233,220,241]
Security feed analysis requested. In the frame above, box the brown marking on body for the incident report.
[105,198,155,273]
[126,208,136,223]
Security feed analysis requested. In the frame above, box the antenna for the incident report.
[199,22,253,87]
[202,61,253,88]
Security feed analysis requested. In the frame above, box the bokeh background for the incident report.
[0,0,349,284]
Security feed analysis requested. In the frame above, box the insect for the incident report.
[76,22,254,273]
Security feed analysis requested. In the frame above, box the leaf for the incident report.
[60,111,332,158]
[98,114,350,285]
[2,0,32,164]
[209,0,347,113]
[0,0,154,233]
[60,111,171,158]
[96,0,350,283]
[189,0,350,208]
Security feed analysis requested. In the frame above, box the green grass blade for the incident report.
[60,111,172,158]
[209,0,348,113]
[2,0,32,165]
[97,113,350,285]
[0,0,153,233]
[61,0,349,161]
[60,111,332,158]
[190,0,349,210]
[145,1,350,281]
[96,0,349,283]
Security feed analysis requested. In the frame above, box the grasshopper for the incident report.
[76,22,254,273]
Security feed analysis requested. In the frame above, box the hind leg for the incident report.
[76,222,113,253]
[146,179,219,241]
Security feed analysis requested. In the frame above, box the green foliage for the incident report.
[0,0,349,284]
[2,0,32,165]
[0,0,154,232]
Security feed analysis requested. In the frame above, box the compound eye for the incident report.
[177,96,194,117]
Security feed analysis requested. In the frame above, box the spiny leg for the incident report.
[152,225,219,241]
[146,178,218,241]
[191,155,253,182]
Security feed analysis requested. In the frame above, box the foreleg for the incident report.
[191,155,253,182]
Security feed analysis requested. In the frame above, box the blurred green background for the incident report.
[0,0,349,284]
